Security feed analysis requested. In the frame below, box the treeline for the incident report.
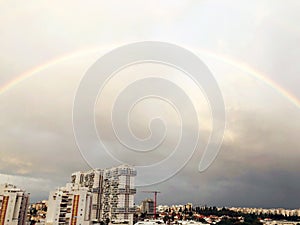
[194,207,262,225]
[195,206,242,217]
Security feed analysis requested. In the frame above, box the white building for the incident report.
[46,165,136,225]
[70,169,103,223]
[0,184,29,225]
[46,183,92,225]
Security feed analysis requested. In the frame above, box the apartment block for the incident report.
[101,166,136,224]
[0,184,29,225]
[71,169,103,223]
[46,183,92,225]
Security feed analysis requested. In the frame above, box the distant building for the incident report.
[184,203,193,212]
[0,183,29,225]
[28,200,47,224]
[45,165,136,225]
[141,199,154,215]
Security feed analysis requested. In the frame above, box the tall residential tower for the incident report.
[0,184,29,225]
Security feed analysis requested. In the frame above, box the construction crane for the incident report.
[141,190,161,219]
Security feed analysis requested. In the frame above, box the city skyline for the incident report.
[0,0,300,210]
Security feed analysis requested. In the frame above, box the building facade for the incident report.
[101,166,136,224]
[0,184,29,225]
[46,165,136,225]
[70,169,103,223]
[46,183,92,225]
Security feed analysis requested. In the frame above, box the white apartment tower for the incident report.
[46,184,92,225]
[46,165,136,225]
[70,169,103,223]
[0,184,29,225]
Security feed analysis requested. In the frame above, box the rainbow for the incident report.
[0,44,114,95]
[198,49,300,109]
[0,45,299,109]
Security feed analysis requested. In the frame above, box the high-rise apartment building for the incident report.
[70,169,103,223]
[0,184,29,225]
[46,165,136,225]
[46,183,92,225]
[101,166,136,224]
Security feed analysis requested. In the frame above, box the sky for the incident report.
[0,0,300,209]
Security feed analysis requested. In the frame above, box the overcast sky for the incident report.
[0,0,300,209]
